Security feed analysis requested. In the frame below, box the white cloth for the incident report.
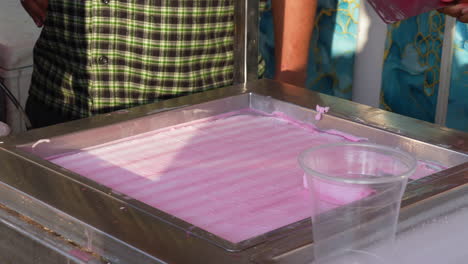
[0,121,11,136]
[0,0,41,70]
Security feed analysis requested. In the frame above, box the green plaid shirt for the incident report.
[30,0,266,118]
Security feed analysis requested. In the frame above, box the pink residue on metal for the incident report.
[48,110,444,243]
[69,249,92,262]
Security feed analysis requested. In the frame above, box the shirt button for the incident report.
[101,0,110,4]
[98,56,109,65]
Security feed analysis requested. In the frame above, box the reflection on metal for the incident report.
[2,79,468,263]
[0,179,166,264]
[233,0,259,84]
[435,16,456,126]
[0,201,102,264]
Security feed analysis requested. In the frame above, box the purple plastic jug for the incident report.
[367,0,450,23]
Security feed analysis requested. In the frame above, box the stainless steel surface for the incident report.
[233,0,259,84]
[0,176,166,264]
[0,207,87,264]
[2,79,468,263]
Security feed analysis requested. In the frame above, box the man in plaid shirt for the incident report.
[21,0,316,128]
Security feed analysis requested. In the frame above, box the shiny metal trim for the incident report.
[435,16,456,126]
[234,0,259,84]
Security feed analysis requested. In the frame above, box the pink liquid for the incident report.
[47,110,444,243]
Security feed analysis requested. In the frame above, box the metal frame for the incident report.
[2,79,468,263]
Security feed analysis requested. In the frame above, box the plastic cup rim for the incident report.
[298,142,418,185]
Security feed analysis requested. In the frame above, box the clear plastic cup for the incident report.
[298,143,417,264]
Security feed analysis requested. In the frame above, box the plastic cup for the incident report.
[298,143,417,264]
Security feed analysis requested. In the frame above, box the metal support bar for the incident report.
[233,0,259,84]
[435,16,456,126]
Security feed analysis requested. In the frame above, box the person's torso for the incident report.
[30,0,266,118]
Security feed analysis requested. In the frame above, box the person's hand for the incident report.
[438,0,468,23]
[20,0,48,27]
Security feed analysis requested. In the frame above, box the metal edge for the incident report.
[2,79,468,262]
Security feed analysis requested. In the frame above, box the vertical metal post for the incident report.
[233,0,259,84]
[435,16,456,126]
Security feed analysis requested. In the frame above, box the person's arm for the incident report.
[21,0,48,27]
[272,0,317,87]
[438,0,468,23]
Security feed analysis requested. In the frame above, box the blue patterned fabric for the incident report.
[381,12,468,132]
[380,11,445,123]
[260,1,468,132]
[259,0,359,100]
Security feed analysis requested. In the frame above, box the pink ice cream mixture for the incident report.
[47,110,444,243]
